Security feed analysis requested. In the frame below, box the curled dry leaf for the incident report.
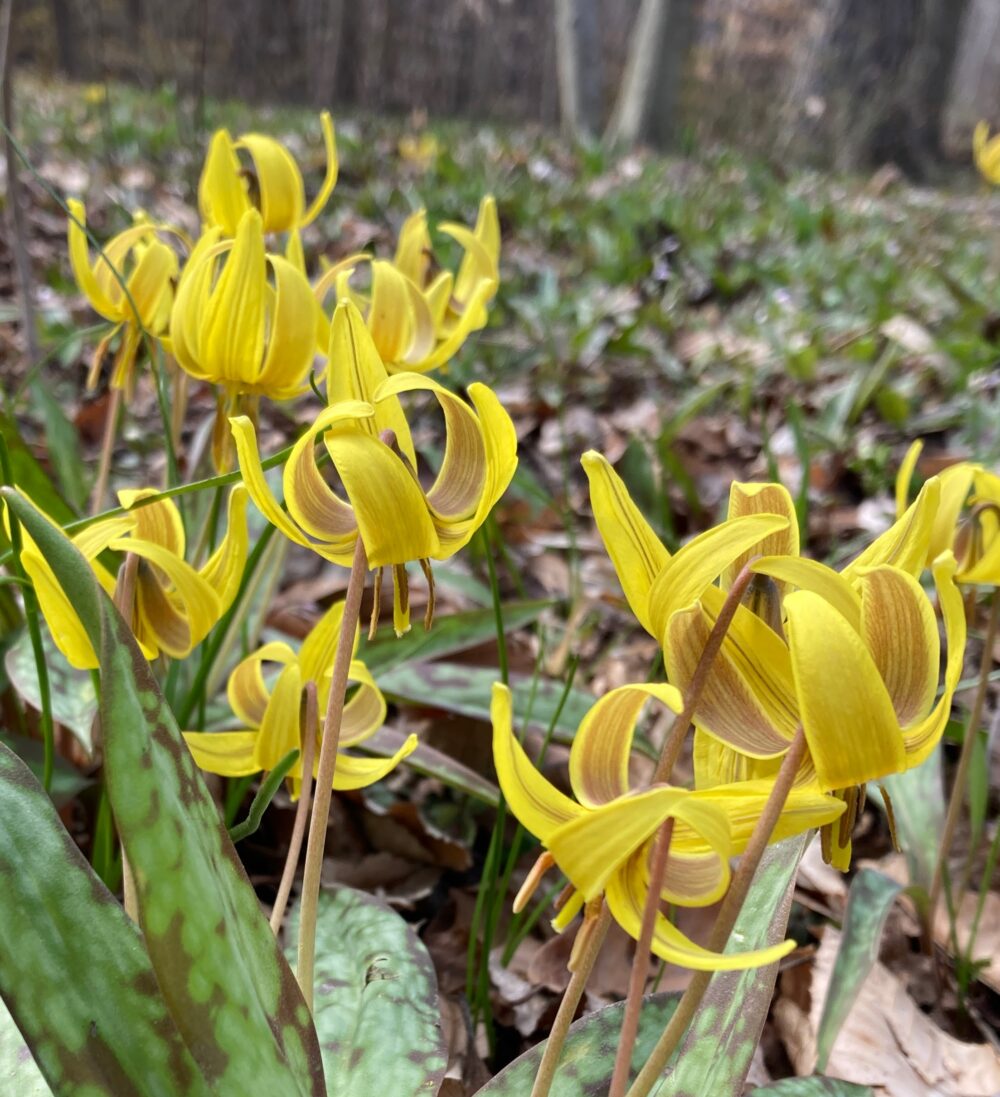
[778,928,1000,1097]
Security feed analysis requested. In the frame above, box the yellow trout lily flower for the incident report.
[312,198,500,375]
[896,440,1000,585]
[492,682,842,970]
[198,111,338,236]
[232,300,517,634]
[973,121,1000,185]
[67,200,178,395]
[169,209,318,401]
[184,601,414,796]
[15,486,248,670]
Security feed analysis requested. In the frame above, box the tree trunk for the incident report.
[48,0,84,78]
[605,0,696,149]
[554,0,603,138]
[941,0,1000,156]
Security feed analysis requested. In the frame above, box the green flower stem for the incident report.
[297,535,368,1009]
[0,433,53,791]
[530,901,613,1097]
[610,560,759,1093]
[625,727,808,1097]
[927,587,1000,934]
[270,682,317,936]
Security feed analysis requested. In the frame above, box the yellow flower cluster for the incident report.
[51,111,514,796]
[494,448,969,971]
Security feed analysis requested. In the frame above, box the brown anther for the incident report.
[879,783,900,852]
[513,851,555,914]
[394,563,409,618]
[742,573,785,639]
[419,558,436,631]
[553,880,576,913]
[368,565,384,639]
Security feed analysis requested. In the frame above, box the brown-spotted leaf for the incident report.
[3,489,325,1096]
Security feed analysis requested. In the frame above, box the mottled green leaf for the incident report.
[816,869,903,1072]
[748,1079,872,1096]
[478,993,680,1095]
[0,986,53,1096]
[0,741,209,1097]
[880,747,942,893]
[4,629,97,754]
[0,732,91,808]
[285,886,447,1097]
[376,662,594,742]
[359,600,551,676]
[657,834,809,1097]
[4,489,325,1096]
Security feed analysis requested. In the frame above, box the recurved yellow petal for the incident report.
[253,254,318,398]
[895,439,923,519]
[199,486,250,613]
[331,734,416,791]
[843,477,940,581]
[491,683,581,844]
[723,482,799,591]
[606,854,795,972]
[582,450,669,635]
[67,200,119,320]
[182,730,259,776]
[201,210,267,388]
[336,660,387,747]
[238,133,304,232]
[301,111,338,227]
[665,594,796,758]
[252,663,303,772]
[857,565,938,725]
[786,590,906,790]
[547,787,726,902]
[324,427,440,568]
[198,129,250,236]
[227,641,295,727]
[648,513,790,641]
[902,552,966,766]
[568,683,682,807]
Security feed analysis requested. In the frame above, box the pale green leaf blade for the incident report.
[4,629,97,754]
[4,489,325,1096]
[816,869,903,1072]
[0,991,52,1096]
[285,886,447,1097]
[376,662,594,742]
[0,741,210,1097]
[880,747,943,893]
[478,993,680,1095]
[749,1079,873,1096]
[657,834,809,1096]
[359,600,551,676]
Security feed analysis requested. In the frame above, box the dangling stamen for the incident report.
[838,785,861,847]
[419,557,436,631]
[369,565,384,639]
[878,783,900,852]
[392,562,410,636]
[554,880,576,912]
[513,851,555,914]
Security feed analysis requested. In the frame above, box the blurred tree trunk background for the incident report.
[12,0,1000,175]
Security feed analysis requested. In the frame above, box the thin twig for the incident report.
[91,386,122,515]
[270,682,318,937]
[608,819,674,1097]
[625,728,808,1097]
[652,560,758,783]
[530,902,612,1097]
[296,535,368,1008]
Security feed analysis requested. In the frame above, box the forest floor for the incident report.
[3,74,1000,1095]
